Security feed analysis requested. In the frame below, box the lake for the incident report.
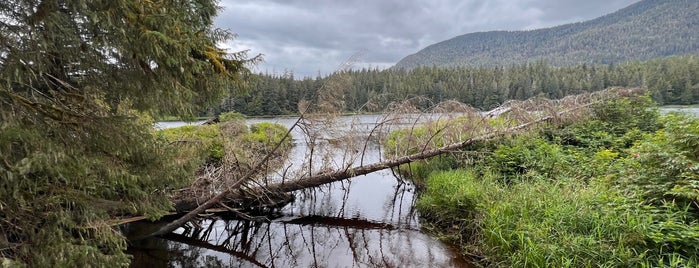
[129,114,472,267]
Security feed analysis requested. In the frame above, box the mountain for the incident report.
[394,0,699,69]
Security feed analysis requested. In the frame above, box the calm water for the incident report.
[660,107,699,116]
[129,114,471,267]
[154,120,207,130]
[131,108,699,267]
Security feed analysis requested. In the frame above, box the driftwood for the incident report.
[149,87,645,237]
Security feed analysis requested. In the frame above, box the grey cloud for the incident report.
[216,0,639,78]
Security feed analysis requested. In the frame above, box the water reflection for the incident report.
[129,174,470,267]
[165,218,458,267]
[134,115,472,267]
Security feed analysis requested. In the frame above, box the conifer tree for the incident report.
[0,0,255,266]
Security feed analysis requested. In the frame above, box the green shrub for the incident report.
[590,94,661,135]
[158,121,291,176]
[622,113,699,212]
[553,95,660,152]
[219,111,246,123]
[159,124,225,164]
[610,113,699,265]
[486,136,569,182]
[244,122,291,148]
[409,96,699,266]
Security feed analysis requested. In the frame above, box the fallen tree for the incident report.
[153,87,646,237]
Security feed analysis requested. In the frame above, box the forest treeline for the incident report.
[219,56,699,116]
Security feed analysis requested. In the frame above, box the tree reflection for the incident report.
[129,177,470,268]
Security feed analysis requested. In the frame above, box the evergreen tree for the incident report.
[219,56,699,117]
[0,0,255,266]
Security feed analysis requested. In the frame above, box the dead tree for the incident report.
[149,78,645,237]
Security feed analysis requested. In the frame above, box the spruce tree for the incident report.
[0,0,255,266]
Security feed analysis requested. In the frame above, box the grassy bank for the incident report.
[158,111,292,173]
[391,96,699,267]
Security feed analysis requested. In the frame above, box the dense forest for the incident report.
[395,0,699,69]
[220,56,699,116]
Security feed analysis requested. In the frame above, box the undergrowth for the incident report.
[394,95,699,267]
[158,116,291,170]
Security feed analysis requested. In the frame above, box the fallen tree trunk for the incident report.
[154,87,644,237]
[263,113,552,193]
[166,113,553,217]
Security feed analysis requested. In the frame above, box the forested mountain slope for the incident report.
[394,0,699,69]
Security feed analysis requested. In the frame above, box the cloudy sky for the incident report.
[216,0,639,78]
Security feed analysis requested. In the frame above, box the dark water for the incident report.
[130,115,471,267]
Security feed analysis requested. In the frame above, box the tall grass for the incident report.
[419,169,653,267]
[408,97,699,267]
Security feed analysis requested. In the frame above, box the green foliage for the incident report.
[0,0,255,266]
[478,178,650,267]
[589,95,661,135]
[157,120,290,190]
[487,136,567,181]
[408,96,699,266]
[621,113,699,212]
[613,114,699,265]
[641,205,699,265]
[159,124,226,164]
[219,111,247,123]
[418,171,655,267]
[0,115,194,266]
[417,170,493,244]
[551,95,659,152]
[244,122,292,151]
[226,55,699,115]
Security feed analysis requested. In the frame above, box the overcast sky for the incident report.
[216,0,639,78]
